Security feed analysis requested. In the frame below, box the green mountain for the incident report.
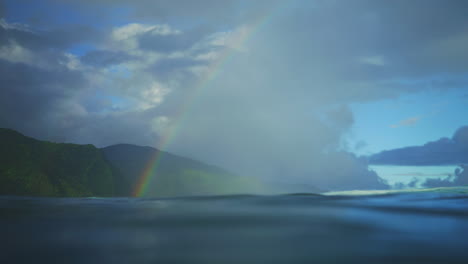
[102,144,262,197]
[0,128,262,197]
[0,128,124,197]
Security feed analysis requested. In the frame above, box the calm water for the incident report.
[2,187,468,264]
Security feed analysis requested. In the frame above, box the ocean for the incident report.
[2,187,468,263]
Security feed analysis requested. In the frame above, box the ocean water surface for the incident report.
[2,187,468,264]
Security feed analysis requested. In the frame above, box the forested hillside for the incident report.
[0,128,125,197]
[0,128,261,197]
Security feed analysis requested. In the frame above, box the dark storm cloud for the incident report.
[0,23,47,48]
[258,0,468,96]
[0,2,4,19]
[369,126,468,165]
[0,21,100,51]
[0,58,158,147]
[14,0,468,98]
[146,57,206,80]
[11,0,468,83]
[81,50,135,67]
[0,19,94,143]
[374,0,468,77]
[0,58,86,140]
[65,0,255,23]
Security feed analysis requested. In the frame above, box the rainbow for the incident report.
[132,5,280,197]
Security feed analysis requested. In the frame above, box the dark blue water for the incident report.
[2,187,468,264]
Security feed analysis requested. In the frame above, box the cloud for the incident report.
[313,152,389,191]
[0,18,99,51]
[60,0,265,23]
[370,126,468,165]
[359,55,385,66]
[0,19,161,146]
[109,23,180,52]
[0,18,226,147]
[0,59,87,141]
[354,140,368,151]
[138,26,210,53]
[422,166,468,188]
[390,116,421,128]
[80,50,135,67]
[392,172,452,177]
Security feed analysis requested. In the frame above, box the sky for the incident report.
[351,89,468,155]
[1,0,468,191]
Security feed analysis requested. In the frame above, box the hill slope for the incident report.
[102,144,262,197]
[0,128,262,197]
[0,128,124,197]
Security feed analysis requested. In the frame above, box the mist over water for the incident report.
[3,187,468,264]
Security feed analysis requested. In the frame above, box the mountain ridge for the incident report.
[0,128,259,197]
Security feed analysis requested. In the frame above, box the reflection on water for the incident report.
[2,187,468,264]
